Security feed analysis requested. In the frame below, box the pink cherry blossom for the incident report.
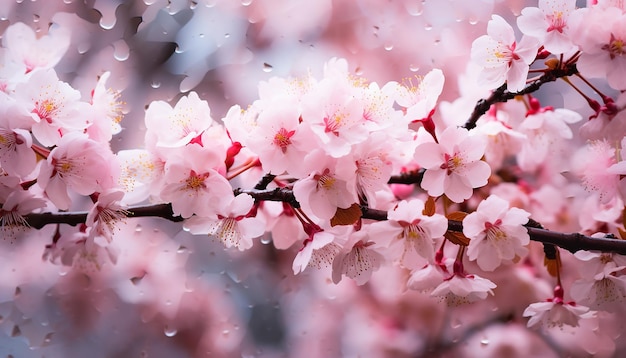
[184,194,265,251]
[87,71,124,143]
[332,231,384,285]
[0,93,36,177]
[351,136,394,207]
[569,6,626,90]
[389,68,445,122]
[463,195,531,271]
[471,15,540,92]
[516,107,582,171]
[406,263,447,292]
[13,69,89,147]
[573,249,626,280]
[245,100,312,175]
[292,223,337,274]
[1,22,70,73]
[473,105,526,170]
[159,145,233,218]
[301,77,368,158]
[430,273,497,306]
[0,189,46,240]
[116,149,164,205]
[85,190,129,243]
[572,140,621,204]
[37,132,119,210]
[292,150,357,220]
[368,198,448,269]
[145,91,214,148]
[523,300,594,329]
[517,0,578,54]
[570,272,626,311]
[414,126,491,203]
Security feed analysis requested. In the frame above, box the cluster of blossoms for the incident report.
[3,0,626,355]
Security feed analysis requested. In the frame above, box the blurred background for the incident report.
[0,0,603,357]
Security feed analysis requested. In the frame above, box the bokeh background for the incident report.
[0,1,604,357]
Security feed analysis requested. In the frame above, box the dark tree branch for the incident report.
[463,62,578,130]
[254,173,277,190]
[388,169,425,184]
[24,187,626,255]
[26,203,184,230]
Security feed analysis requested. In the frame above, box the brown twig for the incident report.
[463,62,578,130]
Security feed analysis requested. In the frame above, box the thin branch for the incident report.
[25,188,626,255]
[463,62,578,130]
[254,173,277,190]
[388,169,425,184]
[26,203,183,230]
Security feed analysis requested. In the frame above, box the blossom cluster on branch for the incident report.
[3,0,626,355]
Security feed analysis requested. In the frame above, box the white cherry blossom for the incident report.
[471,15,540,92]
[463,195,531,271]
[517,0,578,54]
[184,194,265,251]
[414,126,491,203]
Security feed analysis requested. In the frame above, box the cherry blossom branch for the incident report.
[25,188,626,255]
[463,61,578,130]
[25,203,183,230]
[387,169,425,184]
[360,207,626,255]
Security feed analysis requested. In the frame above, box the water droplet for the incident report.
[164,325,177,337]
[177,245,187,253]
[242,0,252,5]
[480,337,489,346]
[227,270,242,283]
[77,43,90,54]
[99,15,116,30]
[424,23,433,31]
[135,224,143,232]
[469,17,478,25]
[130,276,143,285]
[405,2,423,16]
[384,43,393,51]
[450,318,462,329]
[174,45,183,54]
[355,67,363,75]
[222,329,230,336]
[43,332,53,345]
[262,63,273,73]
[224,33,230,38]
[260,237,271,245]
[190,0,198,9]
[113,40,130,61]
[409,64,420,72]
[63,0,72,3]
[11,325,21,337]
[33,14,40,23]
